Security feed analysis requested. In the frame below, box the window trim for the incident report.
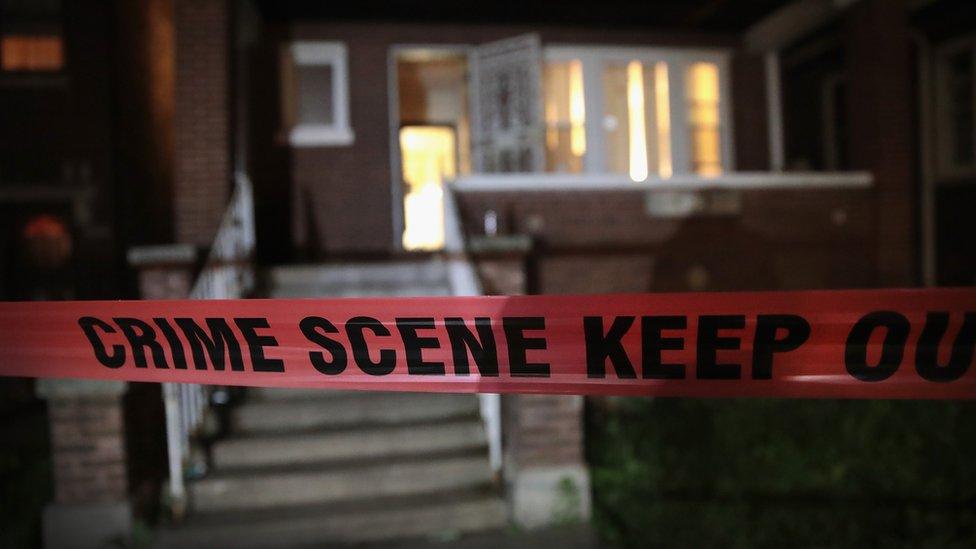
[280,41,354,147]
[934,34,976,179]
[543,45,735,177]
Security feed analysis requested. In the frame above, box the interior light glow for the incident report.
[545,99,559,151]
[654,62,673,179]
[1,35,63,71]
[569,59,586,157]
[688,62,723,176]
[400,126,456,251]
[627,61,648,182]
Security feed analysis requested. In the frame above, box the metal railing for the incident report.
[164,173,256,516]
[442,185,503,475]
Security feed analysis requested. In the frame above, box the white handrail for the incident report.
[442,185,503,475]
[452,170,873,192]
[164,173,256,516]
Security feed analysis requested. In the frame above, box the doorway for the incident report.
[391,48,470,251]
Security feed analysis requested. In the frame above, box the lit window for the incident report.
[543,59,586,173]
[540,47,730,178]
[603,61,672,181]
[1,34,63,72]
[281,41,354,146]
[400,126,456,251]
[686,62,723,177]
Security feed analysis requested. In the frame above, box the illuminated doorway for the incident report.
[392,48,469,251]
[399,125,456,250]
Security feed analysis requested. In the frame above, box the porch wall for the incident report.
[457,186,879,294]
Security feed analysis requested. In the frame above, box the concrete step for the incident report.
[270,283,451,298]
[268,260,449,293]
[212,420,487,469]
[156,491,507,548]
[231,392,479,434]
[190,453,494,513]
[249,387,365,401]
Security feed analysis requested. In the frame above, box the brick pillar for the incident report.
[127,244,197,521]
[844,0,916,286]
[504,395,592,528]
[37,380,131,549]
[472,233,592,527]
[127,244,198,300]
[174,0,231,245]
[470,234,533,296]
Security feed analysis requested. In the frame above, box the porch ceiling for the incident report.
[256,0,792,33]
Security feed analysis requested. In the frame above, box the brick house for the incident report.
[1,0,975,546]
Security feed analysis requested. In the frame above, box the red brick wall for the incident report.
[505,395,585,467]
[49,396,128,504]
[844,0,916,286]
[173,0,231,246]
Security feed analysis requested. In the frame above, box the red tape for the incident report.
[1,288,974,399]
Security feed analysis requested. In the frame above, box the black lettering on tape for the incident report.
[235,318,284,373]
[915,312,976,382]
[396,317,445,376]
[114,317,168,369]
[845,311,909,382]
[175,318,244,371]
[642,316,687,380]
[752,314,811,380]
[78,316,125,369]
[346,316,396,376]
[697,315,745,380]
[504,317,550,378]
[300,316,348,375]
[153,318,187,370]
[445,317,499,377]
[584,316,636,379]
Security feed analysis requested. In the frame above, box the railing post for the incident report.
[127,244,198,519]
[442,185,505,476]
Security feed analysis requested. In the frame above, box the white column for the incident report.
[765,51,786,172]
[581,51,607,174]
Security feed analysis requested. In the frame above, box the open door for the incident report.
[469,34,545,173]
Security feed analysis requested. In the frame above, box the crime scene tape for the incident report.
[0,287,974,399]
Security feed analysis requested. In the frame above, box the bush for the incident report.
[588,398,976,548]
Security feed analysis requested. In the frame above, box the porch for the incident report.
[129,165,875,546]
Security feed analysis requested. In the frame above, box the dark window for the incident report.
[946,49,974,165]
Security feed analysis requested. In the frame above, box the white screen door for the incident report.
[469,34,545,173]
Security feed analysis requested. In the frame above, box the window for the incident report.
[543,59,586,173]
[686,62,722,176]
[1,0,65,74]
[936,36,976,175]
[1,34,63,72]
[603,60,672,180]
[543,47,732,180]
[281,41,353,146]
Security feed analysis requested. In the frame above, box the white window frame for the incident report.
[544,45,735,177]
[934,34,976,179]
[281,41,354,147]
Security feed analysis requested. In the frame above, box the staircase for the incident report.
[155,260,507,548]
